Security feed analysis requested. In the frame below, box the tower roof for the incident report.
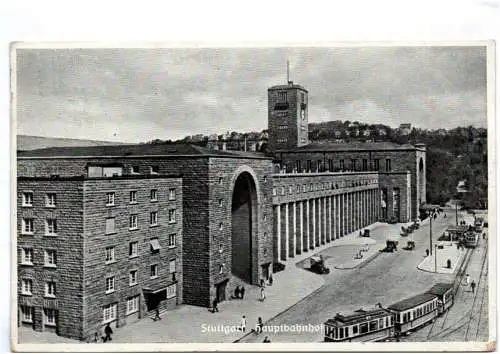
[268,82,308,92]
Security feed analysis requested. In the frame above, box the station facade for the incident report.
[16,80,426,340]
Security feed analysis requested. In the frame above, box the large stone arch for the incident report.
[227,165,261,284]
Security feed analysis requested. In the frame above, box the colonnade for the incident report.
[274,188,380,261]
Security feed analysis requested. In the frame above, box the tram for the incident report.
[465,231,479,248]
[324,307,394,342]
[426,283,454,315]
[387,293,439,336]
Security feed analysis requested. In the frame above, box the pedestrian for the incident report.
[260,286,266,301]
[471,280,476,293]
[268,273,273,286]
[483,232,486,240]
[103,323,113,342]
[154,306,162,321]
[94,332,99,343]
[240,286,245,299]
[263,336,271,343]
[426,249,430,257]
[256,317,263,333]
[240,315,247,332]
[465,274,470,286]
[234,286,240,299]
[260,279,265,288]
[212,298,219,313]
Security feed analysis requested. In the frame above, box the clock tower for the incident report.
[267,80,309,153]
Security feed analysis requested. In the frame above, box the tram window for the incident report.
[360,323,368,334]
[339,327,344,339]
[334,327,338,339]
[379,318,384,328]
[385,317,388,327]
[353,325,358,334]
[369,321,378,331]
[345,327,349,337]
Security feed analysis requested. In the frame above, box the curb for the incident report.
[333,249,382,270]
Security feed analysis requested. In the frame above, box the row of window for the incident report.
[272,180,376,196]
[327,316,393,340]
[21,279,56,297]
[293,158,392,172]
[20,306,56,326]
[106,188,176,206]
[21,193,56,207]
[20,248,56,266]
[398,301,436,323]
[21,218,57,235]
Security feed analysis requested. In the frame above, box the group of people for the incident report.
[232,285,246,300]
[465,273,477,293]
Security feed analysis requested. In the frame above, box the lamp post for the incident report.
[429,211,433,256]
[434,244,438,273]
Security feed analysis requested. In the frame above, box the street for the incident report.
[240,209,471,343]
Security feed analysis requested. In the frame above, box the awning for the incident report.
[143,287,167,294]
[150,238,161,251]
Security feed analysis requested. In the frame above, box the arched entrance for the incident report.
[231,171,258,283]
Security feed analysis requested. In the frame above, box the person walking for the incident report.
[153,306,162,321]
[212,298,219,313]
[268,273,273,286]
[260,286,266,301]
[263,336,271,343]
[240,286,245,300]
[240,315,247,332]
[471,280,476,293]
[256,317,263,334]
[103,323,113,342]
[465,274,470,286]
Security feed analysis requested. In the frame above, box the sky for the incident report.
[15,46,488,143]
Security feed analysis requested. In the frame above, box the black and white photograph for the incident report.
[10,42,495,351]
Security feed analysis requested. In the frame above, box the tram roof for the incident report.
[426,283,454,297]
[325,308,391,326]
[388,293,437,312]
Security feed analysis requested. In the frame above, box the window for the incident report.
[168,234,176,248]
[106,192,115,206]
[105,218,116,234]
[218,176,223,185]
[150,189,158,201]
[369,320,378,331]
[168,209,176,223]
[45,193,56,207]
[150,211,158,226]
[351,159,357,170]
[126,296,139,315]
[218,199,223,207]
[317,160,322,172]
[21,279,33,295]
[129,270,137,286]
[263,213,267,221]
[353,325,358,334]
[129,214,138,230]
[169,188,176,201]
[219,222,223,231]
[264,176,268,183]
[130,165,140,174]
[150,165,159,174]
[169,259,176,273]
[22,218,34,234]
[272,188,277,196]
[277,91,288,103]
[296,160,302,172]
[385,159,391,172]
[45,281,56,297]
[22,192,33,207]
[374,159,380,170]
[167,284,177,299]
[340,159,345,170]
[105,276,115,293]
[219,264,224,274]
[130,191,137,203]
[45,219,57,235]
[44,309,56,326]
[150,238,161,253]
[21,248,34,265]
[129,241,138,258]
[339,327,344,339]
[105,247,115,264]
[44,250,57,267]
[328,159,333,172]
[306,160,312,171]
[103,303,117,323]
[362,159,368,171]
[150,264,158,279]
[21,306,33,323]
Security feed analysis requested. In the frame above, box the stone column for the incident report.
[299,201,303,254]
[312,198,316,249]
[285,202,289,260]
[276,204,281,261]
[292,201,296,257]
[323,197,327,244]
[306,199,311,251]
[316,198,321,247]
[328,196,333,242]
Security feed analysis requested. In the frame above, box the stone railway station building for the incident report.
[16,80,426,340]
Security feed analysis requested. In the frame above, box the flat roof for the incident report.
[388,293,437,311]
[325,308,391,327]
[276,141,421,153]
[17,174,183,181]
[427,283,454,297]
[268,83,308,92]
[17,143,271,160]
